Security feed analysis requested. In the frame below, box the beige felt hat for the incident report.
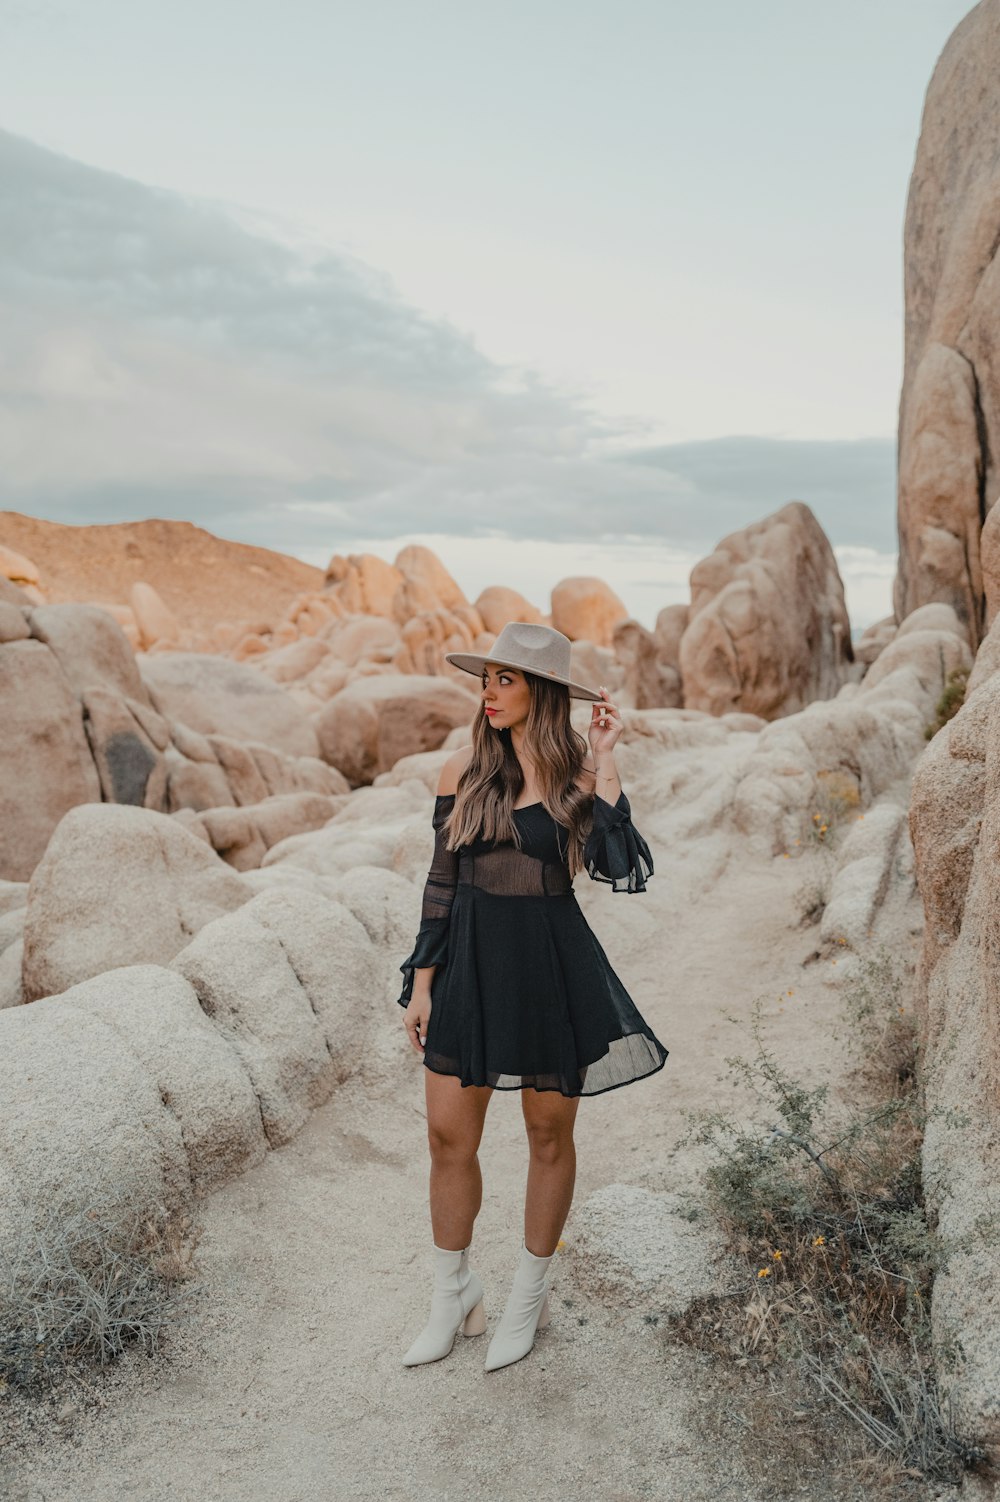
[444,622,603,702]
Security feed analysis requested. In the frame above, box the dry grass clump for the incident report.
[1,1189,202,1395]
[924,667,970,741]
[674,953,990,1495]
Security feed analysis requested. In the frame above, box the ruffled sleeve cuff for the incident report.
[582,790,654,893]
[396,916,450,1007]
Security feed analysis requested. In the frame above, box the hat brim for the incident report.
[443,651,603,702]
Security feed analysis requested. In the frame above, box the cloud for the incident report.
[1,127,897,596]
[619,435,897,553]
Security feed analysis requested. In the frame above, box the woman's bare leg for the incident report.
[424,1069,494,1250]
[520,1089,582,1257]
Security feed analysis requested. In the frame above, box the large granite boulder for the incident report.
[22,804,251,1001]
[894,2,1000,647]
[140,652,319,759]
[0,639,101,881]
[550,576,629,646]
[315,673,477,785]
[908,607,1000,1456]
[679,501,853,719]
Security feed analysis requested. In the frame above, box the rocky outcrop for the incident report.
[315,673,478,785]
[679,501,853,719]
[894,2,1000,647]
[908,604,1000,1457]
[0,638,102,881]
[729,603,972,857]
[140,652,320,759]
[22,804,252,1001]
[174,790,345,870]
[474,586,544,634]
[0,880,382,1292]
[550,576,629,647]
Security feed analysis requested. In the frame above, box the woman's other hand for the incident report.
[403,994,431,1054]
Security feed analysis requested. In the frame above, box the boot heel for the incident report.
[536,1291,550,1330]
[463,1298,486,1337]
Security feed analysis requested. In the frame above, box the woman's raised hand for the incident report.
[588,685,622,757]
[403,994,431,1055]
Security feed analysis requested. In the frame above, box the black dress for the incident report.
[396,789,669,1097]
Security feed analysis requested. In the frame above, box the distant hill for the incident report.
[0,512,324,633]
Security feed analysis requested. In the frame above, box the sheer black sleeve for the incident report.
[397,793,460,1006]
[582,790,654,893]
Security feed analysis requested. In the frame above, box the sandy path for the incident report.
[3,765,915,1502]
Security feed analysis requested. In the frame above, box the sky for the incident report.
[0,0,977,631]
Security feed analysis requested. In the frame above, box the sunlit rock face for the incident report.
[895,1,1000,648]
[678,501,854,720]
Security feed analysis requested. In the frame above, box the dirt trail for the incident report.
[2,776,920,1502]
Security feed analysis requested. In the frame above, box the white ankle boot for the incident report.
[483,1241,553,1372]
[401,1242,486,1366]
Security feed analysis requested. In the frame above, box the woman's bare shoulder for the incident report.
[437,745,475,796]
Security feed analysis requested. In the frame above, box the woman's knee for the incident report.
[426,1120,481,1164]
[524,1122,574,1163]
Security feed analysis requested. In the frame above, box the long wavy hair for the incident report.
[442,671,595,877]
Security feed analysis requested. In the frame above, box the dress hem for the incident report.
[421,1045,669,1099]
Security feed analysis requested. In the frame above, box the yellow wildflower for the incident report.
[757,1267,771,1278]
[812,1236,825,1247]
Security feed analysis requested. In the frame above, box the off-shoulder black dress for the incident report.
[396,790,669,1097]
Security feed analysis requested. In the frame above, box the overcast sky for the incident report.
[0,0,976,630]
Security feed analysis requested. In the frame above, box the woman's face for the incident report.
[481,664,532,730]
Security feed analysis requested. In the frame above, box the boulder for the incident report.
[550,576,629,646]
[54,965,267,1195]
[679,501,853,719]
[612,617,681,709]
[0,602,30,643]
[854,615,897,668]
[130,580,181,649]
[140,652,319,758]
[0,543,40,593]
[324,551,405,615]
[394,544,468,613]
[256,636,331,683]
[22,804,251,1001]
[171,888,378,1145]
[181,791,343,871]
[398,609,481,677]
[321,614,401,666]
[894,2,1000,649]
[0,639,101,881]
[474,587,543,634]
[908,627,1000,1453]
[28,603,149,702]
[80,686,168,809]
[729,618,972,856]
[315,673,477,785]
[0,999,195,1256]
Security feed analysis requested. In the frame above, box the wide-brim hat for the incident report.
[444,621,603,702]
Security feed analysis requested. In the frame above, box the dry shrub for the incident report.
[675,952,990,1494]
[924,667,970,741]
[1,1188,202,1394]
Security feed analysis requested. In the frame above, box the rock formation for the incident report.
[679,501,854,718]
[908,605,1000,1455]
[894,2,1000,648]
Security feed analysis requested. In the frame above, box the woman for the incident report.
[396,621,669,1372]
